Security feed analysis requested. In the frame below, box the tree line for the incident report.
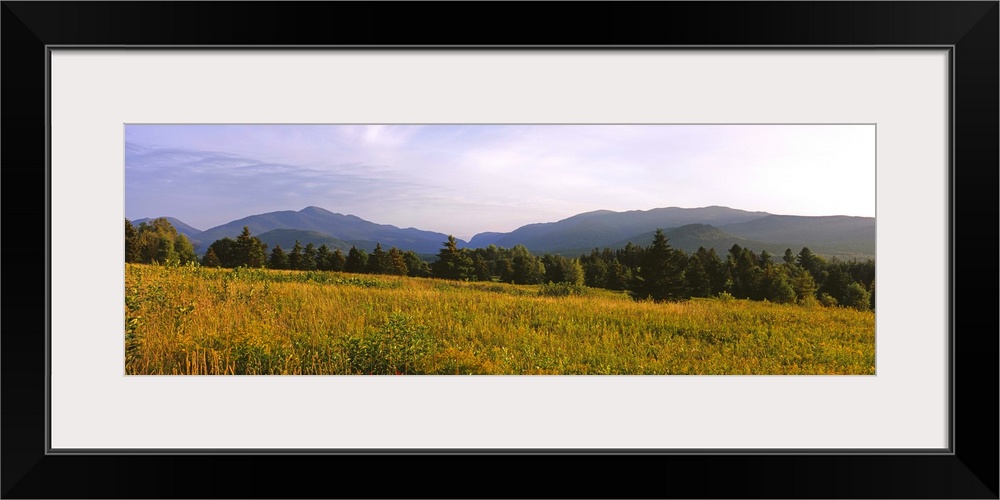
[578,229,874,310]
[126,219,874,310]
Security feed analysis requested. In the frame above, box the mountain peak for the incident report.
[300,206,334,215]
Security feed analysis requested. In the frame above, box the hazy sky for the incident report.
[125,124,875,241]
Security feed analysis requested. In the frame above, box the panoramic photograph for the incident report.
[124,124,875,375]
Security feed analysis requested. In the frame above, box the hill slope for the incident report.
[470,206,770,253]
[194,206,464,255]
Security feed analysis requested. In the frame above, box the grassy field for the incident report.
[124,263,875,375]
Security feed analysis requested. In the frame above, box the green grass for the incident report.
[125,263,875,375]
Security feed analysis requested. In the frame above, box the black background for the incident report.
[3,2,997,498]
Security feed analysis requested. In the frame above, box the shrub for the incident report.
[538,282,588,297]
[342,311,434,374]
[842,282,872,311]
[818,293,839,307]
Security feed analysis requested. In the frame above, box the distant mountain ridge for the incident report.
[143,205,875,260]
[470,205,770,253]
[191,206,464,255]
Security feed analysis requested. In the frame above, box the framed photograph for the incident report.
[4,2,996,498]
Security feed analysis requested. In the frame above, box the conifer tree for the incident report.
[367,243,389,274]
[207,237,238,268]
[330,248,347,272]
[632,229,688,302]
[431,236,474,281]
[315,244,332,271]
[387,247,409,276]
[685,253,712,297]
[234,226,267,268]
[201,247,223,267]
[288,241,303,270]
[269,245,289,270]
[345,246,368,274]
[302,243,318,271]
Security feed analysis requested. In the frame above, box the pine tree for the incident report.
[694,247,727,296]
[207,238,238,268]
[345,246,368,274]
[685,253,712,297]
[782,248,796,266]
[201,247,223,267]
[387,247,409,276]
[315,245,332,271]
[633,229,689,302]
[235,226,267,268]
[302,243,318,271]
[330,248,347,272]
[431,236,474,281]
[367,243,389,274]
[269,245,289,269]
[288,241,303,270]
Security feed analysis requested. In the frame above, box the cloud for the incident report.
[125,124,875,239]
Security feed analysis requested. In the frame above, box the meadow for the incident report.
[125,263,875,375]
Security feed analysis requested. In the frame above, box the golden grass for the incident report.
[125,263,875,375]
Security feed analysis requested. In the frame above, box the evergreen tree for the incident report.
[582,252,609,288]
[269,245,289,270]
[472,254,493,281]
[819,264,852,305]
[759,250,773,266]
[605,260,632,291]
[288,241,303,270]
[330,248,347,272]
[790,269,819,306]
[315,245,332,271]
[387,247,409,276]
[727,244,762,300]
[367,243,389,274]
[234,226,267,268]
[796,247,826,281]
[632,229,689,302]
[761,264,796,304]
[431,236,474,281]
[689,247,725,295]
[782,248,796,266]
[345,246,368,274]
[207,238,238,268]
[201,247,222,267]
[685,253,712,297]
[302,243,318,271]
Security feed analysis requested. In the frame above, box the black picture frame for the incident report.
[3,2,997,498]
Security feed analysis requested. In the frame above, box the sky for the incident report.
[125,124,875,241]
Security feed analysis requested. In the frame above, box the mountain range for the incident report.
[137,205,875,261]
